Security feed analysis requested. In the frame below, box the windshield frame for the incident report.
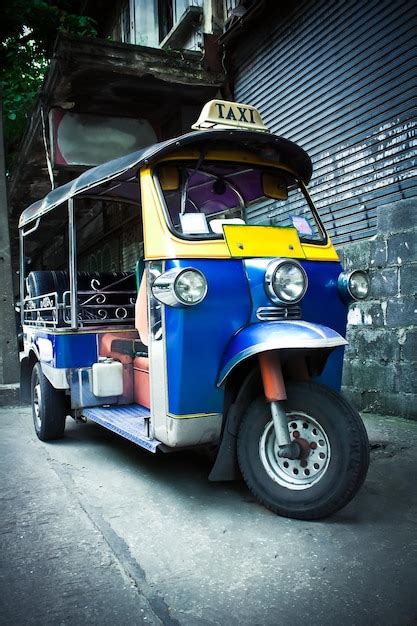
[153,158,328,246]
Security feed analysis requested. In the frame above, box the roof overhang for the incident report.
[9,34,225,219]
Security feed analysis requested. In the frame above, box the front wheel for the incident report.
[31,362,67,441]
[237,381,369,520]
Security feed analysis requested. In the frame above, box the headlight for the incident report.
[349,271,370,299]
[265,259,308,304]
[152,268,207,307]
[338,270,370,302]
[175,270,207,304]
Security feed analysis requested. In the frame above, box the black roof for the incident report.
[19,128,312,227]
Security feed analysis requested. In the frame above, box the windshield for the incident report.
[156,161,325,243]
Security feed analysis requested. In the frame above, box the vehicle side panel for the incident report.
[23,328,98,368]
[301,260,347,390]
[164,259,251,416]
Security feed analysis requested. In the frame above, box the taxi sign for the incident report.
[192,99,269,132]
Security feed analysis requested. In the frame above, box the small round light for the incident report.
[174,269,207,305]
[265,259,308,304]
[348,270,370,300]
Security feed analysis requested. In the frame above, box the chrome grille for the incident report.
[256,306,301,321]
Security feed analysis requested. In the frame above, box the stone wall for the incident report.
[337,199,417,419]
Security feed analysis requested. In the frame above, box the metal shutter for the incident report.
[232,0,417,244]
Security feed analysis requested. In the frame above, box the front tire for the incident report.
[237,381,369,520]
[31,363,66,441]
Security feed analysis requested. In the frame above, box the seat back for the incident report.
[25,271,69,325]
[135,269,149,346]
[26,270,68,300]
[25,270,136,327]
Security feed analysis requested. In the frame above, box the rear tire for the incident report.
[237,381,369,520]
[31,363,66,441]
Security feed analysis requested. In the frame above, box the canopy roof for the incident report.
[19,129,312,228]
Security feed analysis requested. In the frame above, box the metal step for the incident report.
[82,405,160,453]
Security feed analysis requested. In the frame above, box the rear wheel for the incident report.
[31,363,66,441]
[237,381,369,520]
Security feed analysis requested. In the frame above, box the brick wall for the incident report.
[337,199,417,419]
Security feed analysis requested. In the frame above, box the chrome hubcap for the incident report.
[33,383,42,430]
[259,411,331,490]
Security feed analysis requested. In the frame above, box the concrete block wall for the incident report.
[337,199,417,419]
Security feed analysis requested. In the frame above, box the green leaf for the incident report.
[1,0,97,169]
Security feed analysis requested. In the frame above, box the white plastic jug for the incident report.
[91,358,123,397]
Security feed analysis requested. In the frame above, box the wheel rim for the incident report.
[33,382,42,431]
[259,411,331,490]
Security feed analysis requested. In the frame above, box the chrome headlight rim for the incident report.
[338,270,370,302]
[151,267,208,307]
[265,258,308,305]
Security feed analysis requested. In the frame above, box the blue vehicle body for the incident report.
[163,258,347,418]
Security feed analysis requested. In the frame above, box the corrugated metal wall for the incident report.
[231,0,417,244]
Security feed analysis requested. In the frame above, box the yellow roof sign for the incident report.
[192,99,269,132]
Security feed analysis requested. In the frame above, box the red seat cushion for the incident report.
[133,356,150,408]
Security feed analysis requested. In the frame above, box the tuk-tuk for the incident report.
[19,99,370,520]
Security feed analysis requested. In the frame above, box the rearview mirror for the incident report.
[262,173,288,200]
[158,165,180,191]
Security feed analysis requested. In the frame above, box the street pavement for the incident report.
[1,403,417,626]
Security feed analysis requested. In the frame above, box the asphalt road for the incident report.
[1,404,417,626]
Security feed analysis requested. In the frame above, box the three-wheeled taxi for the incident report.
[19,100,370,519]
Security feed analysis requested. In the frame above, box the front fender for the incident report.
[217,321,347,386]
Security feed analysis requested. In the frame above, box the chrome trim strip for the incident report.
[164,413,222,447]
[256,306,301,321]
[148,261,169,444]
[23,325,137,335]
[68,198,78,330]
[167,412,221,420]
[40,362,70,389]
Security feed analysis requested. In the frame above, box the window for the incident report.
[111,1,131,43]
[156,161,326,243]
[158,0,203,44]
[77,198,143,272]
[158,0,174,41]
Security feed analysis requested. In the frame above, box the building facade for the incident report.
[4,0,416,416]
[225,0,417,245]
[222,0,417,416]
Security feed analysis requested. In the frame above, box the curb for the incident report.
[0,384,20,407]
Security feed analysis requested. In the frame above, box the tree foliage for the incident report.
[0,0,96,162]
